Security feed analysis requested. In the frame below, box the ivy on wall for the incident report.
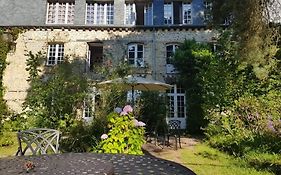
[0,28,22,131]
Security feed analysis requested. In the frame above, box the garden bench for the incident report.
[16,128,60,156]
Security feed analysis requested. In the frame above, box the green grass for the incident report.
[0,132,18,157]
[161,143,274,175]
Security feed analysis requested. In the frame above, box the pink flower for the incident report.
[132,119,146,127]
[123,105,133,113]
[101,134,108,140]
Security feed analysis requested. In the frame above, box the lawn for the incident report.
[0,132,18,157]
[158,143,274,175]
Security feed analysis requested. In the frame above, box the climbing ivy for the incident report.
[0,28,22,132]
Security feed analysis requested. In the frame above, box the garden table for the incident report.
[0,153,196,175]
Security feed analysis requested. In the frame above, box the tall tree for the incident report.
[211,0,280,79]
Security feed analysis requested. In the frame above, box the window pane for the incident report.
[107,4,114,24]
[86,3,95,24]
[168,96,174,118]
[128,44,144,67]
[164,3,173,24]
[177,96,185,118]
[47,44,64,65]
[183,3,192,24]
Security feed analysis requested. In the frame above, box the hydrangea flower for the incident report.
[101,134,108,140]
[132,118,146,127]
[120,111,128,116]
[137,121,146,127]
[114,107,122,114]
[132,119,139,126]
[123,105,133,113]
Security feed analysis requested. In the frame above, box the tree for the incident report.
[24,53,89,131]
[211,0,280,79]
[173,40,214,134]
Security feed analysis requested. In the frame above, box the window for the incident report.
[167,85,186,119]
[124,3,136,25]
[47,44,64,65]
[87,43,103,72]
[86,2,114,25]
[182,3,192,24]
[83,99,93,118]
[46,2,75,24]
[144,4,153,25]
[128,44,144,67]
[203,1,212,22]
[166,44,178,64]
[166,44,179,73]
[164,3,173,25]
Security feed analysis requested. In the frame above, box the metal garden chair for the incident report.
[166,120,181,150]
[16,128,60,156]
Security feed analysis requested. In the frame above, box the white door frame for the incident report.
[166,84,187,129]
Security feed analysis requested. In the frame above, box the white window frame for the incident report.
[182,3,192,24]
[167,85,186,119]
[124,3,136,25]
[164,3,173,25]
[86,2,114,25]
[47,44,64,66]
[46,2,75,24]
[127,43,145,68]
[83,95,94,119]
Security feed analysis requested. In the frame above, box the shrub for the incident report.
[0,132,15,147]
[97,105,146,155]
[60,120,100,153]
[206,91,281,156]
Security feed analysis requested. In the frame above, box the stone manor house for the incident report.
[0,0,216,129]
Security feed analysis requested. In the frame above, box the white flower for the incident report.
[137,121,146,127]
[101,134,108,140]
[220,112,227,116]
[132,119,139,126]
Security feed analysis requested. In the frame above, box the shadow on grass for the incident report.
[142,147,197,175]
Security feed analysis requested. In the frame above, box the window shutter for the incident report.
[173,2,181,24]
[136,2,144,25]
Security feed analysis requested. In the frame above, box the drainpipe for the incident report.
[152,27,157,80]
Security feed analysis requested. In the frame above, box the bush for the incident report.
[60,120,100,153]
[97,105,146,155]
[0,132,15,147]
[206,91,281,156]
[245,151,281,174]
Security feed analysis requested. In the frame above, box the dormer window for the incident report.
[46,1,75,24]
[86,2,114,25]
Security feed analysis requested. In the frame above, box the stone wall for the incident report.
[3,28,216,112]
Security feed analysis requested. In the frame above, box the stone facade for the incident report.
[3,28,215,112]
